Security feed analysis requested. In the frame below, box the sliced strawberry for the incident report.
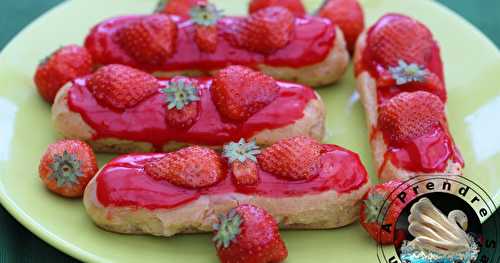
[227,6,295,54]
[155,0,207,18]
[317,0,364,53]
[39,140,98,198]
[248,0,306,17]
[258,136,322,180]
[34,45,93,103]
[367,14,434,68]
[161,78,200,129]
[213,204,288,263]
[378,91,445,145]
[360,180,414,244]
[223,139,261,186]
[87,64,159,110]
[114,14,177,66]
[211,65,279,122]
[189,3,223,52]
[144,146,224,188]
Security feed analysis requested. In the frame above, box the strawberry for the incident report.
[367,14,434,68]
[190,3,224,52]
[377,60,447,102]
[213,204,288,263]
[155,0,207,18]
[144,146,224,188]
[360,180,414,244]
[248,0,306,17]
[317,0,364,53]
[114,14,177,66]
[258,136,322,180]
[88,64,160,110]
[223,139,261,186]
[39,140,98,198]
[228,6,295,54]
[161,78,200,129]
[378,91,445,145]
[34,45,93,103]
[211,65,279,122]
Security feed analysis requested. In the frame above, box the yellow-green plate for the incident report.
[0,0,498,262]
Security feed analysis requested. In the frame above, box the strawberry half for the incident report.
[223,139,261,186]
[211,65,279,122]
[360,180,414,244]
[190,3,224,53]
[228,6,295,54]
[87,64,160,110]
[248,0,306,17]
[378,91,445,145]
[34,45,93,103]
[39,140,98,198]
[144,146,224,188]
[367,14,434,68]
[161,78,201,129]
[114,14,178,66]
[155,0,207,18]
[258,136,323,180]
[317,0,365,54]
[213,204,288,263]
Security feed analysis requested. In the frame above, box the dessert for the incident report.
[83,136,370,237]
[52,65,325,153]
[354,13,464,181]
[84,4,350,87]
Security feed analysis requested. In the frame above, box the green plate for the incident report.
[0,0,498,262]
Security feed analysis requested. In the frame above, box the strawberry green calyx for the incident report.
[49,151,83,187]
[161,79,200,110]
[389,60,428,85]
[363,192,389,224]
[223,138,261,163]
[154,0,169,13]
[190,3,223,26]
[213,209,242,248]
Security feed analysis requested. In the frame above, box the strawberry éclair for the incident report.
[354,13,464,181]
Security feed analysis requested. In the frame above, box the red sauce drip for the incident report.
[84,15,336,72]
[96,145,369,209]
[356,14,463,174]
[67,77,316,148]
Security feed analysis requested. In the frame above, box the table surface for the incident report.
[0,0,498,262]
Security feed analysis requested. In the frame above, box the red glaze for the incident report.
[96,145,369,209]
[67,77,316,149]
[358,14,463,175]
[84,15,336,72]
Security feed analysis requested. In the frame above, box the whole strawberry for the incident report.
[155,0,207,18]
[211,65,279,122]
[34,45,93,103]
[88,64,160,110]
[248,0,306,17]
[213,204,288,263]
[161,78,200,129]
[360,180,414,244]
[378,91,445,145]
[114,14,177,66]
[39,140,98,198]
[317,0,364,53]
[258,136,323,180]
[145,146,224,188]
[189,3,223,52]
[228,6,295,54]
[367,14,434,68]
[223,139,261,186]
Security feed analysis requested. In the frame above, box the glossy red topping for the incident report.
[211,65,279,122]
[87,64,160,110]
[248,0,306,17]
[95,144,369,209]
[84,14,336,71]
[144,146,224,188]
[67,76,316,148]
